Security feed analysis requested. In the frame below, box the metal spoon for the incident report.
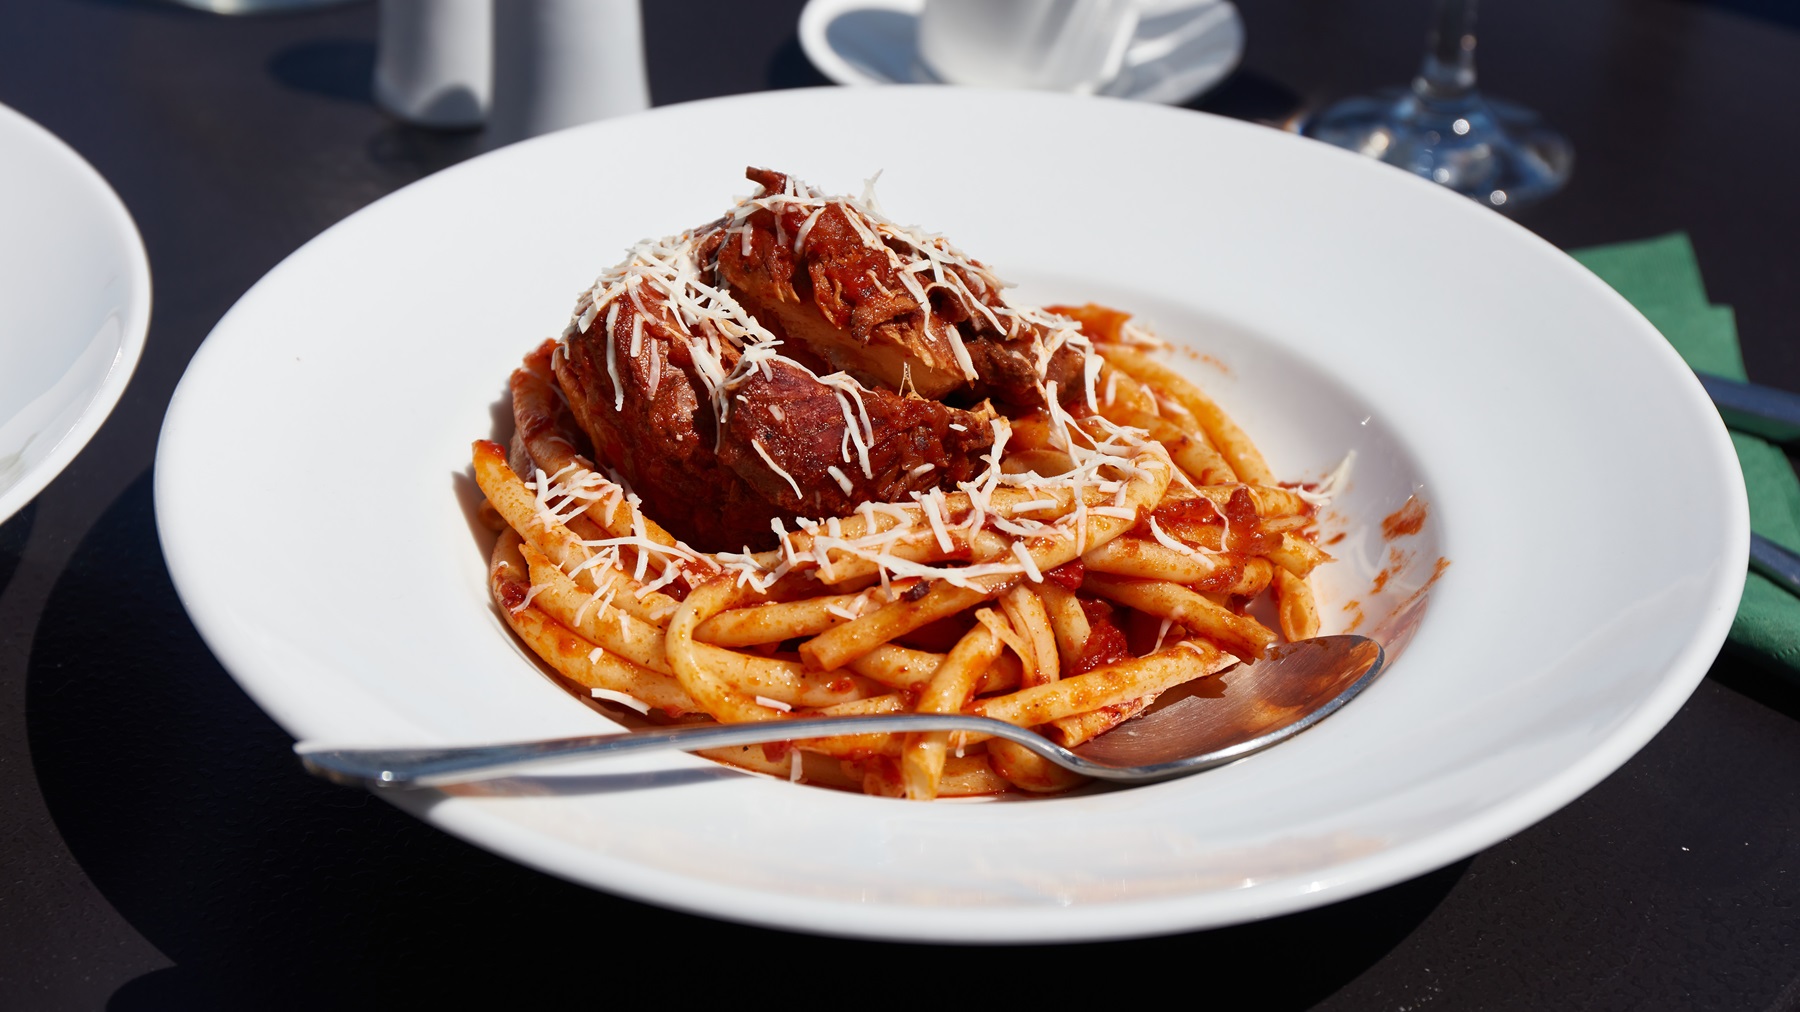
[297,634,1384,790]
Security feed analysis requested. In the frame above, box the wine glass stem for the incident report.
[1412,0,1478,106]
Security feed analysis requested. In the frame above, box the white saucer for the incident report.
[799,0,1244,105]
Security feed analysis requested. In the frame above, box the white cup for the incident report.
[918,0,1141,93]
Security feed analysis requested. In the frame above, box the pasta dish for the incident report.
[474,168,1342,800]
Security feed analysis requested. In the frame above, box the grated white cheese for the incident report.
[818,373,876,479]
[1148,515,1216,560]
[591,687,651,714]
[943,322,978,381]
[751,439,804,500]
[918,490,954,553]
[1294,450,1357,506]
[1012,540,1043,582]
[605,306,624,411]
[826,465,854,496]
[645,340,662,399]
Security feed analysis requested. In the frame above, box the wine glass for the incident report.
[1302,0,1572,210]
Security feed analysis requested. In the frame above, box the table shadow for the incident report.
[767,32,834,91]
[268,36,488,175]
[268,38,374,104]
[0,499,34,599]
[27,473,1463,1007]
[1682,0,1800,30]
[1191,68,1306,127]
[1708,641,1800,723]
[68,0,213,15]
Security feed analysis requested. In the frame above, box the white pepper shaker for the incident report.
[373,0,493,129]
[488,0,651,146]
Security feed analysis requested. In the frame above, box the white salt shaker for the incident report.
[488,0,652,146]
[373,0,493,129]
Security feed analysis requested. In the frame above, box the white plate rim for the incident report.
[153,87,1747,942]
[0,102,153,525]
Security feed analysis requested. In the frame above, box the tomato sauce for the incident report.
[1067,598,1129,677]
[1382,496,1428,539]
[1146,487,1280,555]
[1043,559,1085,591]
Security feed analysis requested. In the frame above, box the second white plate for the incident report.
[0,103,151,524]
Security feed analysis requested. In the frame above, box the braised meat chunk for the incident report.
[718,170,965,398]
[719,167,1088,412]
[717,357,996,519]
[554,270,789,551]
[546,168,1103,551]
[554,229,998,548]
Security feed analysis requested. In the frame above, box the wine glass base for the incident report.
[1302,89,1573,210]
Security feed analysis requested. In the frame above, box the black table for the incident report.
[3,1,1797,1007]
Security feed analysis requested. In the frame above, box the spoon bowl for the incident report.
[298,634,1384,790]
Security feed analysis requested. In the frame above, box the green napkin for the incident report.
[1572,233,1800,673]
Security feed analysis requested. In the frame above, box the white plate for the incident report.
[799,0,1244,105]
[155,88,1745,942]
[0,103,151,523]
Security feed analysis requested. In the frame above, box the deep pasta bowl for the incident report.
[155,87,1745,942]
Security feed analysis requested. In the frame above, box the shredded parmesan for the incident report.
[751,439,804,500]
[591,687,651,714]
[1011,540,1043,582]
[1295,450,1357,506]
[826,465,854,496]
[1148,516,1215,560]
[944,322,978,381]
[918,490,954,553]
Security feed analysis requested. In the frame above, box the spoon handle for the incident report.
[1697,372,1800,444]
[299,635,1384,790]
[1749,533,1800,597]
[297,712,1089,789]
